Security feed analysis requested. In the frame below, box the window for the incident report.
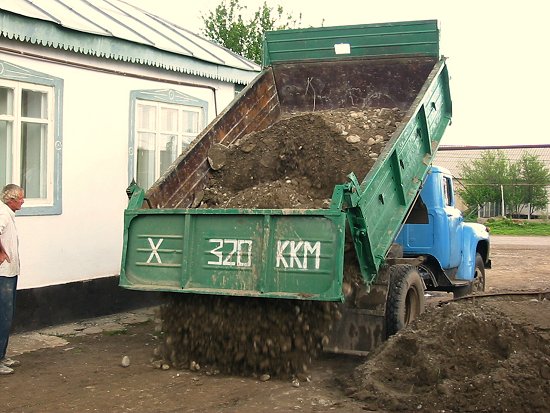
[442,176,453,207]
[129,90,207,190]
[0,60,62,215]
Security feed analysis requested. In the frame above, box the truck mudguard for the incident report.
[455,223,490,281]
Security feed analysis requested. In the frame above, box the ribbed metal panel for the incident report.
[0,0,260,83]
[347,60,452,284]
[263,20,439,66]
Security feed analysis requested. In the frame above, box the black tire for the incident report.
[472,253,486,293]
[386,264,425,337]
[453,253,486,299]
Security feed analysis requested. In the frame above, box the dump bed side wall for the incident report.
[146,68,281,209]
[346,60,452,283]
[273,57,436,113]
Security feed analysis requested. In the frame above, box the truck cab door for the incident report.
[442,175,463,269]
[397,169,465,273]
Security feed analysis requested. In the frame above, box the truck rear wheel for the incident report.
[386,264,425,337]
[453,253,486,298]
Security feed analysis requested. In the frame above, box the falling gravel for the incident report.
[154,107,404,378]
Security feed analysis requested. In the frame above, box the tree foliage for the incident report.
[201,0,301,65]
[457,150,510,208]
[458,150,550,217]
[518,153,550,214]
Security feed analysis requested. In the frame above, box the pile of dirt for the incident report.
[201,108,403,209]
[346,297,550,412]
[156,107,403,378]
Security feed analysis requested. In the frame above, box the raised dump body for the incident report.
[121,20,452,301]
[120,21,455,368]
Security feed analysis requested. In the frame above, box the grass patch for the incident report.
[485,218,550,236]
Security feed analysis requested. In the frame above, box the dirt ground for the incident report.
[1,236,549,413]
[346,236,550,412]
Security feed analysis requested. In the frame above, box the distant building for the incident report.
[434,145,550,218]
[0,0,260,329]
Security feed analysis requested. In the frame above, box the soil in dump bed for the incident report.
[201,107,402,209]
[156,107,404,378]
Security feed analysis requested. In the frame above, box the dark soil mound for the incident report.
[346,298,550,412]
[202,108,403,208]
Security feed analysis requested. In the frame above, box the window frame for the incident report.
[128,89,208,188]
[0,60,63,216]
[442,175,454,207]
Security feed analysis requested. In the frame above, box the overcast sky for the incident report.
[131,0,549,147]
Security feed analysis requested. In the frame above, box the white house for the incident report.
[0,0,260,329]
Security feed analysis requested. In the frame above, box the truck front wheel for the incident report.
[386,264,425,337]
[453,253,486,298]
[471,253,486,293]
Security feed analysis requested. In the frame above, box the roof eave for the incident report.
[0,11,259,85]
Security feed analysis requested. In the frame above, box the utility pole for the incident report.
[501,184,505,217]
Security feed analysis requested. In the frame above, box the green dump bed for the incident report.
[120,20,452,301]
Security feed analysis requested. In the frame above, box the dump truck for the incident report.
[120,20,491,373]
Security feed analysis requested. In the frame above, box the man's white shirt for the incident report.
[0,201,20,276]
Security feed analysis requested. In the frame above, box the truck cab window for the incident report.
[443,176,453,207]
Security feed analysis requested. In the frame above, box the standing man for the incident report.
[0,184,24,375]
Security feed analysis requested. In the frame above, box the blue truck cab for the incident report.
[395,166,491,298]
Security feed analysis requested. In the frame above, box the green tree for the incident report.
[458,150,550,217]
[516,153,550,216]
[201,0,301,65]
[457,150,511,212]
[504,160,523,216]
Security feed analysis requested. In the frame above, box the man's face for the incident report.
[6,191,24,212]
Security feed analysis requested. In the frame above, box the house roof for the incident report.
[434,144,550,178]
[0,0,260,84]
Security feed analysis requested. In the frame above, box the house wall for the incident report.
[1,47,241,291]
